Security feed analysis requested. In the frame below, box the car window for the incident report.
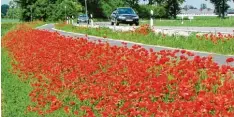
[79,15,88,18]
[118,8,135,14]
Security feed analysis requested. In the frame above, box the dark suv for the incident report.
[110,7,139,26]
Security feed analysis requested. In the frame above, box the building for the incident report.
[178,9,216,16]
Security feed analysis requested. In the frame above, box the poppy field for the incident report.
[2,25,234,116]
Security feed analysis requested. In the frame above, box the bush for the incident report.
[136,5,166,19]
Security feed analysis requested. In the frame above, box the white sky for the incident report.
[1,0,10,5]
[182,0,234,9]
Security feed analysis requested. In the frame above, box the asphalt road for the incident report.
[93,22,234,34]
[37,24,234,66]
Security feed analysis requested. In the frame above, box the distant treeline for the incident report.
[1,0,232,21]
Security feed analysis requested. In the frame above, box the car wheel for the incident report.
[135,22,139,26]
[115,20,119,26]
[111,22,114,25]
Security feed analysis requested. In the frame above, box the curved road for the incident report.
[37,24,234,66]
[93,22,234,34]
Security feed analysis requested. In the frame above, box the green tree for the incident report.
[164,0,184,19]
[16,0,37,21]
[6,8,21,19]
[78,0,102,17]
[148,0,163,5]
[5,0,21,19]
[99,0,125,18]
[1,4,9,17]
[16,0,82,21]
[210,0,230,18]
[125,0,139,8]
[155,6,166,18]
[200,3,207,10]
[53,0,82,21]
[148,0,154,5]
[33,0,49,21]
[9,0,17,8]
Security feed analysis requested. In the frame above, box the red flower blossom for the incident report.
[226,57,234,63]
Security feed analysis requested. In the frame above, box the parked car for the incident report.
[77,14,89,24]
[110,7,139,26]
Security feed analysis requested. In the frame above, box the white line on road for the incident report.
[35,24,48,29]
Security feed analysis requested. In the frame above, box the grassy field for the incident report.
[1,18,21,23]
[141,16,234,27]
[55,24,234,55]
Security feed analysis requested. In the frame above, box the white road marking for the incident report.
[35,24,48,29]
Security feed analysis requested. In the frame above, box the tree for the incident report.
[16,0,37,21]
[183,5,197,10]
[6,8,21,19]
[210,0,230,18]
[77,0,127,18]
[1,4,9,17]
[165,0,185,19]
[155,6,166,18]
[6,0,21,19]
[125,0,139,8]
[53,0,82,21]
[33,0,49,21]
[148,0,154,5]
[9,0,17,8]
[16,0,82,21]
[78,0,102,17]
[99,0,125,18]
[148,0,164,5]
[200,3,207,10]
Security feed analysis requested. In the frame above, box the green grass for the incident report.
[1,48,40,117]
[1,23,18,36]
[55,24,234,55]
[1,18,21,23]
[141,16,234,27]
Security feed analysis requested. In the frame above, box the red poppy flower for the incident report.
[226,57,234,63]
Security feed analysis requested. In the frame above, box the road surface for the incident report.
[37,24,234,66]
[92,22,234,34]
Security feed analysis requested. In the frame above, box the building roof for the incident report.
[227,9,234,14]
[180,9,215,15]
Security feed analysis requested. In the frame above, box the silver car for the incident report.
[77,14,90,24]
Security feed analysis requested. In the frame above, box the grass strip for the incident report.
[55,24,234,55]
[142,16,234,27]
